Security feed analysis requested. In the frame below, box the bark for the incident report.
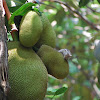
[0,0,10,99]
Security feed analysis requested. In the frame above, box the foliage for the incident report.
[6,0,100,100]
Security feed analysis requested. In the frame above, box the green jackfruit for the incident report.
[19,11,43,47]
[35,14,56,48]
[37,45,69,79]
[7,42,48,100]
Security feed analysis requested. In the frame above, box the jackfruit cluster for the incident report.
[19,10,69,78]
[19,10,56,48]
[7,10,70,100]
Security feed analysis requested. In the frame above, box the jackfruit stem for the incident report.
[11,29,19,41]
[58,49,72,60]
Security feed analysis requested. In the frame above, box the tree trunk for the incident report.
[0,0,9,99]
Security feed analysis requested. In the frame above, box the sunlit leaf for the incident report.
[52,85,68,99]
[46,85,68,99]
[54,87,68,95]
[9,3,36,24]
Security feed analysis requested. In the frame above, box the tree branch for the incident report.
[48,0,100,31]
[40,2,56,8]
[0,0,10,99]
[86,5,100,13]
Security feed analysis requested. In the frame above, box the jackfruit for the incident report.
[19,10,43,47]
[7,41,48,100]
[37,45,69,79]
[35,14,56,48]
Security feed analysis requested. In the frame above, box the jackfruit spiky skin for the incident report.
[7,41,48,100]
[37,45,69,79]
[19,11,43,47]
[35,14,56,48]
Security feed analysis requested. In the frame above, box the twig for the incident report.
[48,0,100,31]
[39,2,56,8]
[30,0,56,8]
[0,0,10,99]
[86,5,100,13]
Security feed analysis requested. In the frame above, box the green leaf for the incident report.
[9,3,36,24]
[46,85,68,99]
[97,0,100,4]
[52,85,68,99]
[9,6,22,13]
[79,0,90,7]
[54,87,68,95]
[6,0,27,7]
[47,87,57,95]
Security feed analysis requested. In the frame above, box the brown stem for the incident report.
[3,0,18,38]
[3,0,11,20]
